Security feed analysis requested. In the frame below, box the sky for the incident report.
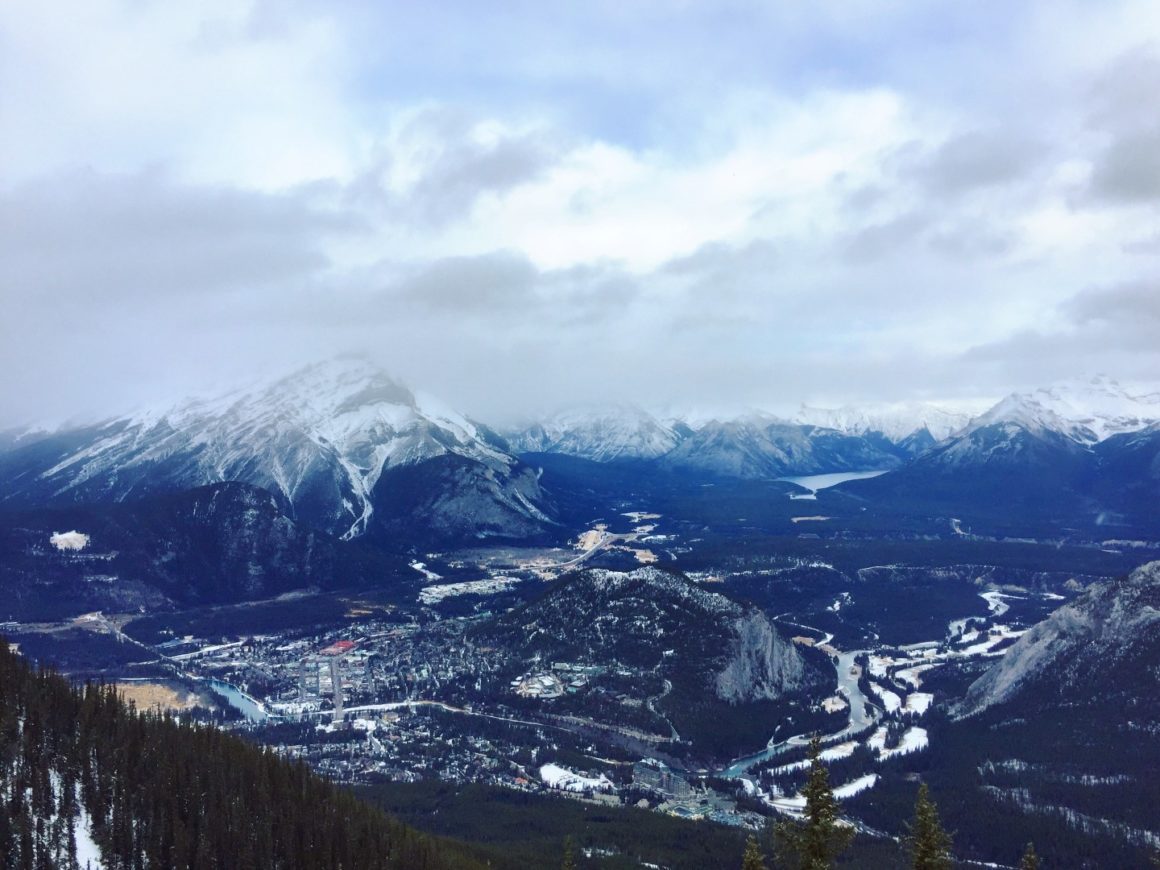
[3,0,1160,426]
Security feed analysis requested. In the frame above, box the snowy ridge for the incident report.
[795,401,970,442]
[9,357,545,540]
[504,404,680,461]
[964,376,1160,444]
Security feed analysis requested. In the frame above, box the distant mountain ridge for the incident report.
[3,364,1158,547]
[502,376,1160,482]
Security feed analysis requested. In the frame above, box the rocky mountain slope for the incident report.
[504,405,681,461]
[0,482,405,618]
[958,561,1160,716]
[658,417,903,479]
[482,567,823,704]
[0,358,554,543]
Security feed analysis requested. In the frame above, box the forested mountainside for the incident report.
[0,641,483,870]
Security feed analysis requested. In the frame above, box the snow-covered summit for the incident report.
[962,394,1097,443]
[795,401,970,443]
[1019,375,1160,441]
[505,404,681,461]
[2,357,541,540]
[965,376,1160,443]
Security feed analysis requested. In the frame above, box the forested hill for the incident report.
[0,641,484,870]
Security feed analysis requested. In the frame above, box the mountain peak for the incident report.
[795,400,970,442]
[967,377,1160,443]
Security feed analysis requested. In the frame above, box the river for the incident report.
[207,679,270,723]
[720,647,876,778]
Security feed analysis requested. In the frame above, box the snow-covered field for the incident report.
[903,693,933,716]
[869,683,902,713]
[833,773,879,799]
[419,576,522,604]
[539,763,613,793]
[50,530,90,551]
[409,561,442,582]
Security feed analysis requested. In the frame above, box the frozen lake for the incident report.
[777,469,890,498]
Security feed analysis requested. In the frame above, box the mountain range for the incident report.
[1,361,1158,552]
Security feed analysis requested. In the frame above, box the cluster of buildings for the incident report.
[511,662,604,699]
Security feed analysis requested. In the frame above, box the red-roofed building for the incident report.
[319,640,356,656]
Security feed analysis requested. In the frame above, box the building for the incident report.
[633,759,692,798]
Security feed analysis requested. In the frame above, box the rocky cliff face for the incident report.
[958,560,1160,716]
[714,610,808,703]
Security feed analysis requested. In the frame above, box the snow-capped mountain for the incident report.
[659,415,903,478]
[0,358,553,542]
[961,376,1160,444]
[795,401,970,443]
[1019,375,1160,441]
[843,385,1160,534]
[504,405,681,461]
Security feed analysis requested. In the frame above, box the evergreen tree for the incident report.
[906,783,953,870]
[1019,841,1039,870]
[0,640,486,870]
[562,835,577,870]
[774,734,853,870]
[742,833,767,870]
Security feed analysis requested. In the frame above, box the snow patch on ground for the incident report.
[50,530,90,551]
[834,773,879,799]
[75,806,105,869]
[879,727,929,760]
[419,576,522,604]
[409,561,442,582]
[540,763,613,792]
[870,683,901,713]
[904,693,933,716]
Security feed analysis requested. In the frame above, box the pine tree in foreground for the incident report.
[1019,841,1039,869]
[774,734,854,870]
[562,835,577,870]
[742,833,767,870]
[906,783,954,870]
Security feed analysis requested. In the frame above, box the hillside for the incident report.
[0,640,484,869]
[958,560,1160,717]
[478,567,831,757]
[0,358,554,545]
[0,482,409,620]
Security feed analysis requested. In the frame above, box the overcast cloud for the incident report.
[2,0,1160,426]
